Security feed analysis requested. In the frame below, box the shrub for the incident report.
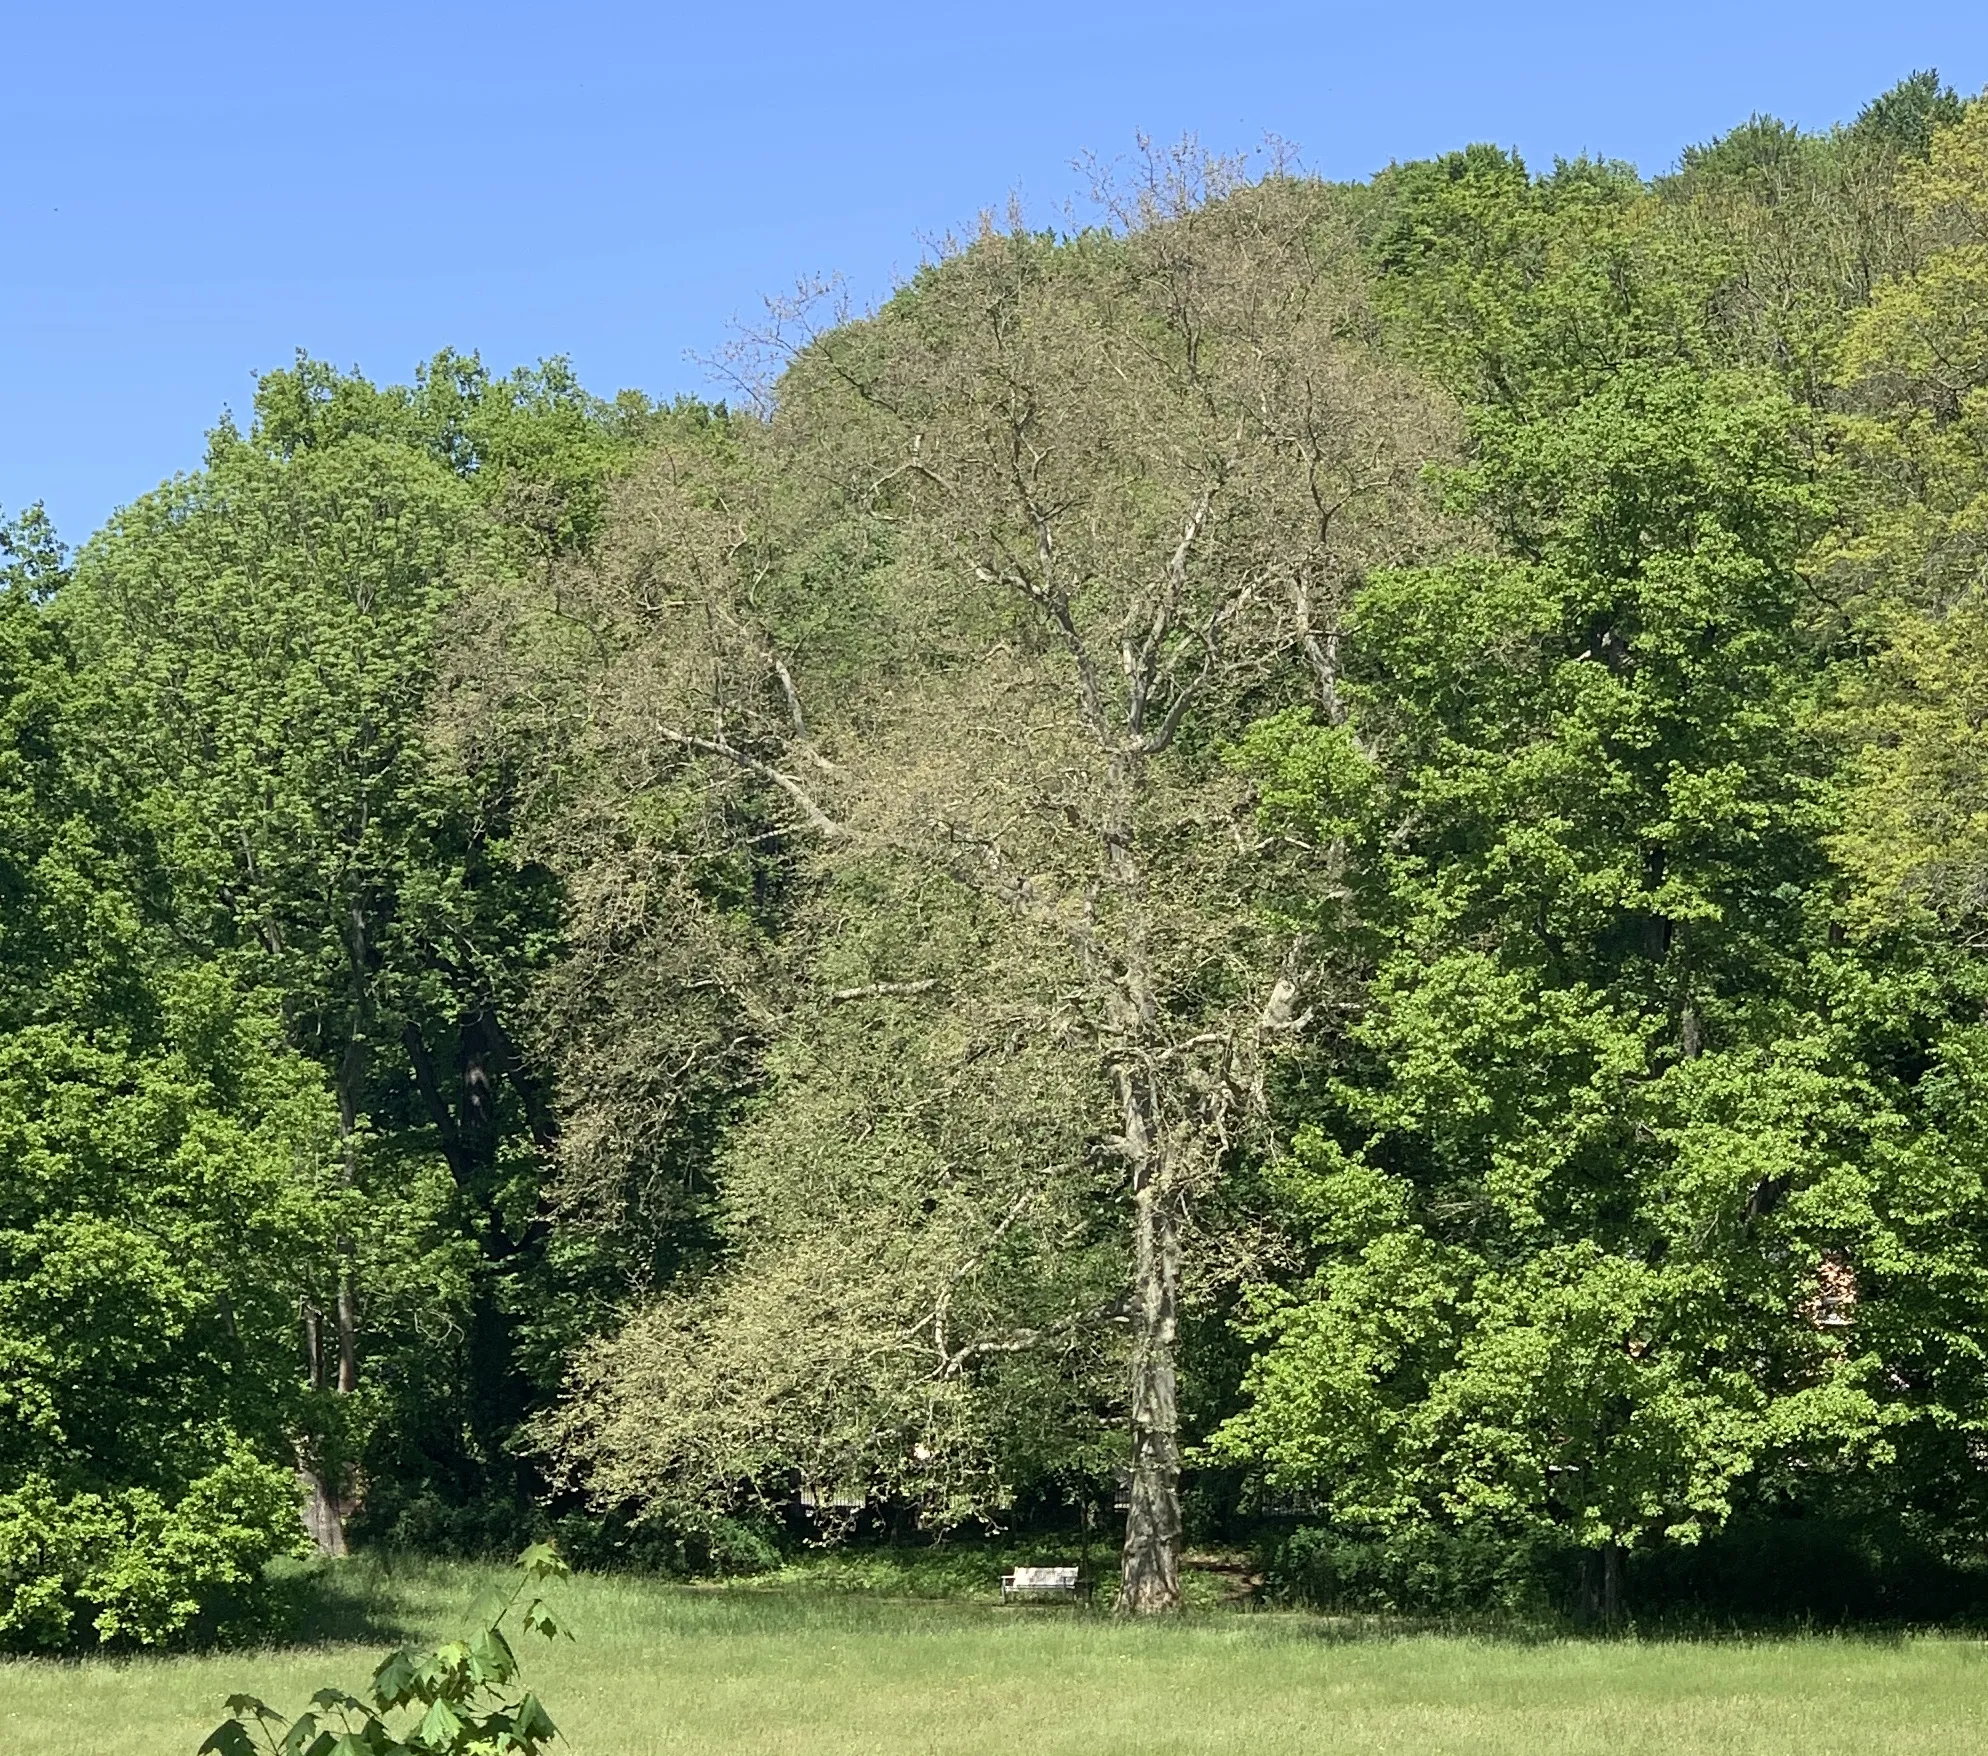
[1265,1524,1558,1619]
[0,1449,304,1651]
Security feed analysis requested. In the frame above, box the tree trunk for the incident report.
[297,1027,368,1558]
[1579,1541,1625,1629]
[295,1262,361,1555]
[1118,1078,1183,1613]
[300,1471,351,1557]
[298,1298,350,1556]
[1101,741,1184,1615]
[336,1267,359,1394]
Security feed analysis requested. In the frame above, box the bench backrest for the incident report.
[1009,1566,1081,1589]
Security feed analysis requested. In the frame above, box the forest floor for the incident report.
[9,1556,1988,1755]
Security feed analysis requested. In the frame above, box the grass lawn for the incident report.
[6,1558,1988,1755]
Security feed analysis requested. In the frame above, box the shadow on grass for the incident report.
[263,1557,422,1650]
[1253,1605,1952,1650]
[269,1540,1985,1660]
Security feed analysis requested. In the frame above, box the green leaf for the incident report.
[416,1698,468,1746]
[513,1693,559,1742]
[199,1723,261,1756]
[515,1541,569,1581]
[466,1585,509,1631]
[468,1624,517,1685]
[309,1688,367,1713]
[431,1639,472,1687]
[521,1600,570,1642]
[371,1649,418,1709]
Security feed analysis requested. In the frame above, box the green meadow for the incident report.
[8,1561,1988,1756]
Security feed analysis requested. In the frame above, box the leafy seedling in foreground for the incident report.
[199,1543,572,1756]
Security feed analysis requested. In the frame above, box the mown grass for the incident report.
[8,1557,1988,1755]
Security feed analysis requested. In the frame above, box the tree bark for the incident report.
[1116,1072,1183,1613]
[298,1296,351,1556]
[300,1468,351,1557]
[298,1023,368,1558]
[1579,1541,1625,1629]
[336,1268,359,1395]
[1097,731,1188,1615]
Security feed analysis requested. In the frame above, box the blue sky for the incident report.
[4,1,1984,543]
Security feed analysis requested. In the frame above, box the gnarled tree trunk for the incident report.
[1118,1114,1183,1612]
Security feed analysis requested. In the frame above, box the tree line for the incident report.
[3,71,1987,1644]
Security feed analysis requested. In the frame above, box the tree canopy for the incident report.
[7,72,1988,1642]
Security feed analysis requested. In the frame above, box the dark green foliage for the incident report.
[1849,72,1967,161]
[1268,1511,1988,1627]
[1214,81,1988,1620]
[65,353,689,1551]
[1266,1523,1558,1620]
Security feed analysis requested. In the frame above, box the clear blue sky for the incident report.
[5,1,1984,544]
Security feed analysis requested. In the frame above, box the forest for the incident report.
[5,68,1988,1651]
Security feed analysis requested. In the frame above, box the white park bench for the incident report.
[1000,1565,1090,1603]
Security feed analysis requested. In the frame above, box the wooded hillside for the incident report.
[5,72,1988,1643]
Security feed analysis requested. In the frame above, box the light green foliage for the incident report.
[247,351,668,555]
[200,1545,570,1756]
[512,162,1456,1590]
[0,995,337,1493]
[0,1451,301,1650]
[1825,100,1988,922]
[543,865,1126,1529]
[1366,147,1675,417]
[509,420,1129,1531]
[1368,77,1954,422]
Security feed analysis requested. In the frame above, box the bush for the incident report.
[350,1481,542,1561]
[1622,1513,1988,1626]
[1265,1512,1988,1627]
[548,1508,784,1578]
[0,1449,303,1651]
[351,1477,786,1580]
[1265,1524,1557,1619]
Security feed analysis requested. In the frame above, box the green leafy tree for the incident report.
[62,355,659,1552]
[0,510,328,1648]
[1210,365,1970,1616]
[1364,145,1668,418]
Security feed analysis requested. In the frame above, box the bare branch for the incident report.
[653,727,849,840]
[828,980,941,1003]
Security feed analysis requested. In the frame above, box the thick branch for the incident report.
[402,1021,475,1187]
[655,727,849,839]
